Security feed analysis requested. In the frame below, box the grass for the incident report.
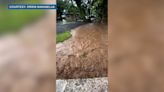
[56,31,72,43]
[0,1,45,35]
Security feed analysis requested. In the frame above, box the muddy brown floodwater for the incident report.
[109,0,164,92]
[0,3,56,91]
[56,23,108,79]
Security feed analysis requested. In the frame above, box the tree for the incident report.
[57,0,79,20]
[73,0,87,20]
[57,0,68,20]
[57,0,107,23]
[73,0,107,23]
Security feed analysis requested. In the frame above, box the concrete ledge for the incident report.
[56,77,108,92]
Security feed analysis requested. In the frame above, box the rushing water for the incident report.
[56,23,108,79]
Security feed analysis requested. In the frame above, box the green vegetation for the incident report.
[0,0,45,35]
[57,0,107,23]
[0,9,45,34]
[56,31,72,43]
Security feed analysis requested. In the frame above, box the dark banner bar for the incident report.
[8,4,57,10]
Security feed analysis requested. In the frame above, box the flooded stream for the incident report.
[56,23,108,79]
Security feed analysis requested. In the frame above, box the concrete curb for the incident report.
[56,77,108,92]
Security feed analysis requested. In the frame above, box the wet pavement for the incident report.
[57,21,88,34]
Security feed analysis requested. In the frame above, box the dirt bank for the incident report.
[56,23,108,79]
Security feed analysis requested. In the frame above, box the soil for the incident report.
[56,23,108,79]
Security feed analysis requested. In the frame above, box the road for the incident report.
[57,21,88,34]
